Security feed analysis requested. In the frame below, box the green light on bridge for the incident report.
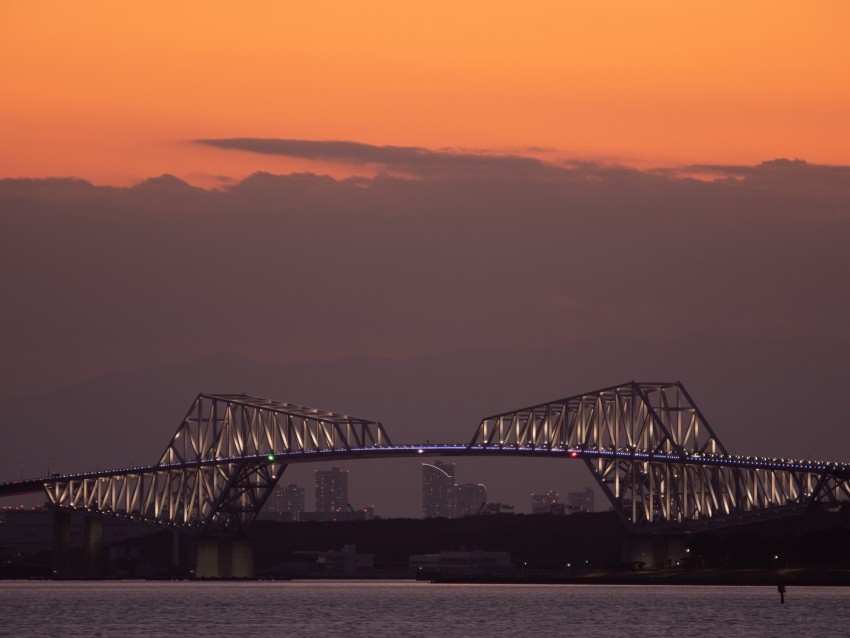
[267,454,275,462]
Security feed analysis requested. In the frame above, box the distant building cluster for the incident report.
[421,461,487,518]
[530,487,595,514]
[263,466,373,522]
[263,465,595,521]
[531,490,560,514]
[567,487,595,513]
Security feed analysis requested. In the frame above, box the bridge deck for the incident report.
[3,444,848,497]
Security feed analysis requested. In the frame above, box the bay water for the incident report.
[1,580,846,637]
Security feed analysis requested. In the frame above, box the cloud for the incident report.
[3,147,850,508]
[1,148,849,405]
[194,137,552,177]
[678,159,850,189]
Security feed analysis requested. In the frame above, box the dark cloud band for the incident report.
[194,137,549,175]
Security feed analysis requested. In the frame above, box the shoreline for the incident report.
[427,568,850,586]
[4,567,850,585]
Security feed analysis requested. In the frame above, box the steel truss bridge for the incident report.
[2,382,849,534]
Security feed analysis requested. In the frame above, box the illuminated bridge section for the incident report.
[41,394,391,535]
[471,382,850,527]
[3,383,849,533]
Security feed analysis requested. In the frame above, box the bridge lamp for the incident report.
[267,454,275,462]
[418,449,424,454]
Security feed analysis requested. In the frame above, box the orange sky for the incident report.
[2,1,849,186]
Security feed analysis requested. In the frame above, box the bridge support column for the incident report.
[230,538,254,578]
[83,517,103,578]
[172,529,180,570]
[194,536,254,578]
[195,537,220,578]
[52,510,71,579]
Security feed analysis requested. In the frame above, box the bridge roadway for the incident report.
[3,443,850,498]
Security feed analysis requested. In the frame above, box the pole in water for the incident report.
[777,583,786,603]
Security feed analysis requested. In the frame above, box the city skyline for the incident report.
[260,464,596,518]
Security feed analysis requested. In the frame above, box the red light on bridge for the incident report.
[569,451,578,458]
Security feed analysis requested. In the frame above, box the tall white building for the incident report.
[422,461,455,518]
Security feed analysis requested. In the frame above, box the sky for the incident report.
[2,1,849,185]
[2,2,850,516]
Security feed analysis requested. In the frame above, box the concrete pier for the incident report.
[83,517,103,578]
[195,536,254,578]
[230,538,254,578]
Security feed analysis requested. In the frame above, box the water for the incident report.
[1,580,847,637]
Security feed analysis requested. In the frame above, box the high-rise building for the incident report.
[272,483,305,521]
[315,466,349,513]
[422,461,455,518]
[453,483,487,517]
[531,490,559,514]
[567,487,595,512]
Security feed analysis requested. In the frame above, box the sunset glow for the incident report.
[2,1,849,185]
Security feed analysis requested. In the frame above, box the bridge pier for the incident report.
[230,538,254,578]
[51,511,106,578]
[172,529,180,570]
[195,536,254,578]
[83,516,103,578]
[52,510,71,578]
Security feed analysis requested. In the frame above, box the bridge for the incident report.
[3,381,849,539]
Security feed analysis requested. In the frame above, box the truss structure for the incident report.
[471,381,850,527]
[31,383,850,534]
[43,394,391,534]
